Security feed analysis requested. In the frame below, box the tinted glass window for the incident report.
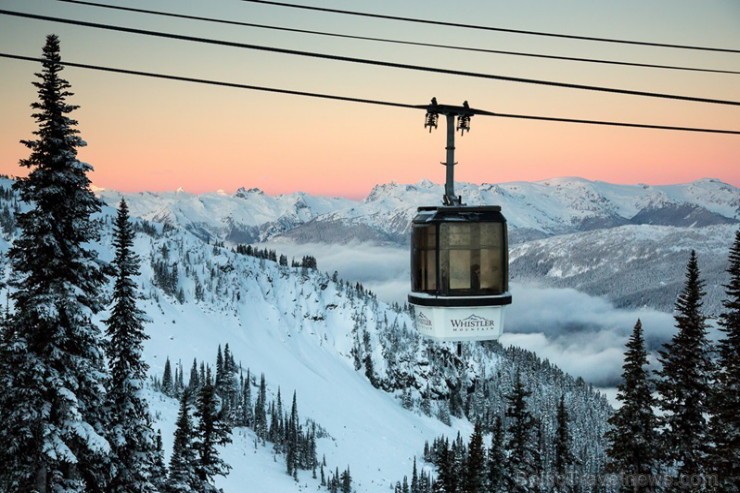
[411,225,436,293]
[439,222,506,295]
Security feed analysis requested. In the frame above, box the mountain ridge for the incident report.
[96,177,739,246]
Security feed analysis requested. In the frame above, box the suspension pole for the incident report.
[444,113,458,205]
[424,99,472,206]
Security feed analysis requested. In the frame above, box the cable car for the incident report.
[408,100,512,342]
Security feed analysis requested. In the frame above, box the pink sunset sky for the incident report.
[1,0,739,199]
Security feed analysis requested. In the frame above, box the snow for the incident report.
[69,421,111,455]
[95,231,460,493]
[136,296,453,492]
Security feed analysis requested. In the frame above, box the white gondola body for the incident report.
[408,205,511,342]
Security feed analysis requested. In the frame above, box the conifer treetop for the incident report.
[655,251,712,488]
[709,229,740,492]
[0,33,107,493]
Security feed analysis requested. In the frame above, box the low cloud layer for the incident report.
[258,240,714,391]
[260,239,410,302]
[503,284,676,387]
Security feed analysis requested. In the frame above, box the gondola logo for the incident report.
[416,312,433,328]
[449,314,495,331]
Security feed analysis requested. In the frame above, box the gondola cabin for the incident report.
[408,205,512,342]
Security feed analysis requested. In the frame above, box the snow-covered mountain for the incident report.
[0,177,613,492]
[98,187,354,244]
[98,177,739,245]
[39,177,740,315]
[510,224,737,315]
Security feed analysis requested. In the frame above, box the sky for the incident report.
[1,0,739,198]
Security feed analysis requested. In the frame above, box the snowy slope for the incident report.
[107,226,610,492]
[134,291,454,493]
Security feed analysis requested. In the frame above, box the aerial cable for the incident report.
[238,0,740,54]
[2,9,740,108]
[55,0,740,76]
[0,52,421,110]
[2,52,740,136]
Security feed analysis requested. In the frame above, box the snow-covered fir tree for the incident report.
[462,422,486,493]
[152,430,167,491]
[162,356,174,396]
[254,372,268,440]
[240,368,254,427]
[487,417,506,493]
[505,372,539,493]
[104,199,161,493]
[554,394,576,492]
[193,368,233,491]
[286,390,301,476]
[709,230,740,493]
[0,34,109,493]
[215,343,238,423]
[167,391,199,493]
[655,251,713,491]
[605,319,657,493]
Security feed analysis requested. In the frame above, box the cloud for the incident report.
[258,239,409,296]
[505,284,677,349]
[500,285,679,387]
[500,331,626,387]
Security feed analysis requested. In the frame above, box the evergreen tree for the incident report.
[217,343,238,422]
[254,373,268,440]
[532,420,546,493]
[174,360,184,396]
[505,372,538,493]
[487,416,506,493]
[463,421,486,493]
[655,251,713,491]
[709,230,740,493]
[554,394,576,492]
[400,476,409,493]
[330,467,340,493]
[151,430,167,491]
[435,440,457,493]
[215,345,224,388]
[241,368,254,427]
[105,200,160,493]
[340,466,352,493]
[411,457,419,493]
[162,356,174,396]
[193,369,232,491]
[188,358,200,392]
[268,401,280,446]
[605,320,657,493]
[0,34,109,493]
[168,391,198,493]
[286,390,300,475]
